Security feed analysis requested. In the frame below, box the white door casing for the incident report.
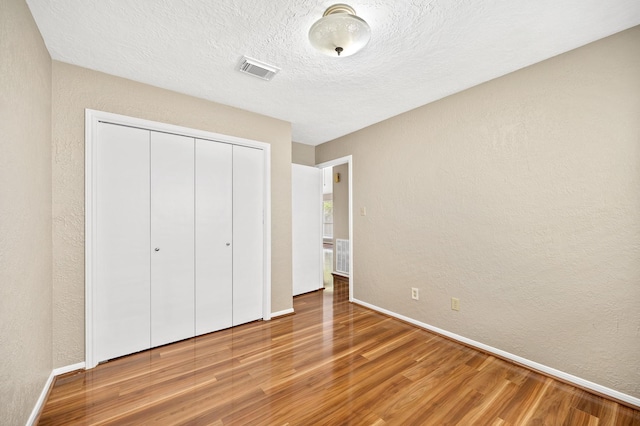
[315,156,354,302]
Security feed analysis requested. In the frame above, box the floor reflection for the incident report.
[323,246,333,291]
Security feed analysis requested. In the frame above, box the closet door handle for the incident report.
[154,247,160,252]
[226,243,231,246]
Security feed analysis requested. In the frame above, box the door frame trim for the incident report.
[316,156,353,301]
[85,109,272,368]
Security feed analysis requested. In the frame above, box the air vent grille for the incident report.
[336,239,350,275]
[238,56,279,81]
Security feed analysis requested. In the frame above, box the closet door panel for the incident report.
[150,132,195,347]
[232,145,264,326]
[195,139,233,335]
[95,123,151,362]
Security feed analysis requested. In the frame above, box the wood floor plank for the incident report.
[526,379,577,425]
[38,289,640,425]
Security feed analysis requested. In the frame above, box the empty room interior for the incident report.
[1,0,639,424]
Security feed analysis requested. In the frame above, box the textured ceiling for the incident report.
[27,0,640,145]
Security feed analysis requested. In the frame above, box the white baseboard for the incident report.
[26,362,86,426]
[352,298,640,409]
[271,308,294,318]
[53,362,85,376]
[26,371,55,426]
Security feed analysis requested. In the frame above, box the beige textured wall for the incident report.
[316,27,640,398]
[292,142,315,166]
[332,164,349,272]
[52,61,292,367]
[0,0,53,424]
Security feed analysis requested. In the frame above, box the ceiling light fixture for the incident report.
[308,4,371,57]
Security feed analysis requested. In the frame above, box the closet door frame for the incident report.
[85,109,272,369]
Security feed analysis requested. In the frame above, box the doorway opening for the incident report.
[316,156,353,301]
[321,166,334,291]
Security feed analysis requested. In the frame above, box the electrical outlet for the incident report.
[451,297,460,311]
[411,288,419,300]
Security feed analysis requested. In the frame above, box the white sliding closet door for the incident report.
[195,139,233,335]
[150,132,195,347]
[232,145,264,325]
[95,123,151,362]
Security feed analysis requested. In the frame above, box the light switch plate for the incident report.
[451,297,460,311]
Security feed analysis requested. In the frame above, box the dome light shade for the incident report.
[308,4,371,57]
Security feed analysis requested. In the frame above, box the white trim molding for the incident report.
[53,362,86,377]
[316,155,353,302]
[352,298,640,409]
[85,109,272,368]
[26,372,54,426]
[27,362,86,425]
[271,308,295,318]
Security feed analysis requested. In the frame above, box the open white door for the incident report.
[292,164,323,296]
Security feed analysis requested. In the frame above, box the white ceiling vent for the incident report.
[238,56,279,81]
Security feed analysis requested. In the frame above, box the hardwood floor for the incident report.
[39,284,640,425]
